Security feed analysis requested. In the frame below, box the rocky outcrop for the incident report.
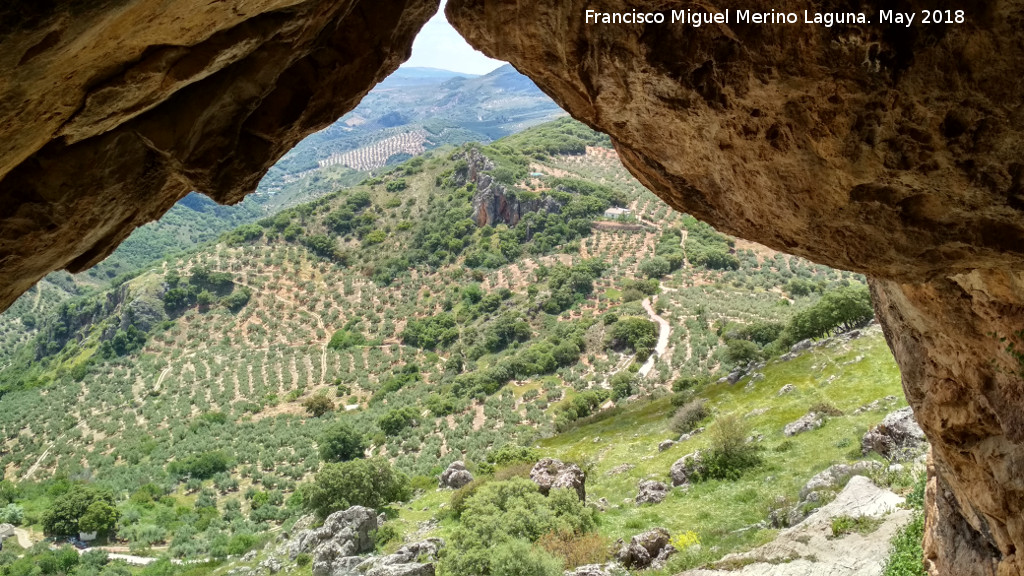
[457,148,561,227]
[438,461,473,490]
[530,458,586,502]
[783,412,823,437]
[0,0,439,311]
[284,507,441,576]
[685,476,911,576]
[861,407,928,462]
[615,528,675,569]
[635,480,669,505]
[670,451,703,488]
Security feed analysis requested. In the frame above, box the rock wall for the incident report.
[0,0,439,310]
[445,1,1024,573]
[457,148,561,227]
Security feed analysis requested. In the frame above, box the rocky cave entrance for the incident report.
[2,1,1024,574]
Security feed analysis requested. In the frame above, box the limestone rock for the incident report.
[284,506,378,576]
[564,564,624,576]
[438,461,473,489]
[635,480,669,505]
[861,407,927,461]
[800,462,883,500]
[784,412,823,437]
[615,527,675,569]
[530,458,586,501]
[657,440,676,452]
[356,538,444,576]
[670,452,703,487]
[777,384,796,396]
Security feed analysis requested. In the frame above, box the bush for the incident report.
[882,512,925,576]
[537,530,611,569]
[638,257,671,279]
[723,339,760,367]
[441,478,594,575]
[491,539,564,576]
[318,420,367,463]
[303,458,411,519]
[296,553,312,567]
[302,394,335,417]
[669,399,709,434]
[610,372,635,400]
[607,317,657,357]
[167,451,231,479]
[693,415,763,481]
[328,328,366,350]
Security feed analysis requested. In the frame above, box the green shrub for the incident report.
[490,539,564,576]
[693,415,763,481]
[303,458,411,519]
[296,553,312,567]
[318,420,367,463]
[830,515,883,538]
[882,512,925,576]
[669,399,709,434]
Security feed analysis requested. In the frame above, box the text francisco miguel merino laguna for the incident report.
[584,8,965,27]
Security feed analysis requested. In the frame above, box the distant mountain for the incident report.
[260,63,564,188]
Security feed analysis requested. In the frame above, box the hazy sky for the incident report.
[402,0,504,75]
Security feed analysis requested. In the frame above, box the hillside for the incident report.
[62,65,562,293]
[0,119,915,576]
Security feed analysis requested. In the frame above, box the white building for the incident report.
[604,207,632,219]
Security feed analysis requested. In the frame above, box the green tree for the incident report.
[304,458,411,519]
[610,372,635,400]
[318,420,367,463]
[491,539,564,576]
[378,406,419,435]
[638,256,671,279]
[78,500,119,535]
[302,394,335,417]
[607,317,658,356]
[42,485,118,536]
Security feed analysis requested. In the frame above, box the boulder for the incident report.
[861,407,927,461]
[258,558,283,574]
[438,461,473,489]
[783,412,823,437]
[669,451,704,487]
[615,527,675,569]
[563,564,624,576]
[777,384,796,396]
[530,458,586,501]
[657,440,676,452]
[356,538,444,576]
[635,480,669,505]
[284,506,378,576]
[800,461,883,500]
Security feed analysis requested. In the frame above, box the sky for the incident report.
[402,0,504,75]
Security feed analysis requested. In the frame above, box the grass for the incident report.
[830,514,884,538]
[881,512,926,576]
[525,331,903,571]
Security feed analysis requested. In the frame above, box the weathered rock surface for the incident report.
[684,476,910,576]
[783,412,823,437]
[861,407,927,462]
[800,462,882,500]
[356,538,444,576]
[635,480,669,505]
[438,461,473,490]
[564,564,624,576]
[670,451,703,487]
[615,527,675,569]
[459,148,562,228]
[284,506,377,575]
[0,0,439,311]
[530,458,586,502]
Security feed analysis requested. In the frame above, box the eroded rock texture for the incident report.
[0,0,438,309]
[446,1,1024,574]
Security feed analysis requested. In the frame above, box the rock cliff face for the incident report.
[445,2,1024,573]
[3,1,1024,573]
[0,0,438,310]
[457,149,561,227]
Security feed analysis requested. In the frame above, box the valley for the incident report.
[0,119,919,576]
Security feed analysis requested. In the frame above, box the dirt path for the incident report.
[31,283,42,313]
[22,442,54,481]
[13,528,33,549]
[639,297,671,378]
